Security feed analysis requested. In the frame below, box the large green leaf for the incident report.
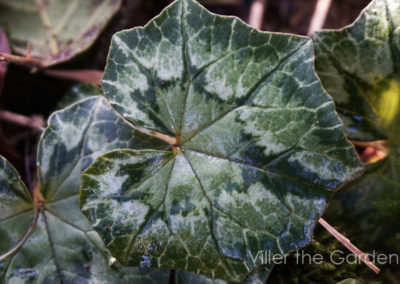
[0,0,122,67]
[0,95,170,282]
[312,0,400,252]
[80,0,363,282]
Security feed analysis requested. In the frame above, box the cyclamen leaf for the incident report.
[312,0,400,255]
[0,94,169,282]
[0,0,122,67]
[0,86,272,283]
[312,0,400,141]
[80,0,363,282]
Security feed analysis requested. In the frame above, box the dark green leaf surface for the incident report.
[0,95,170,282]
[81,0,363,282]
[0,0,122,66]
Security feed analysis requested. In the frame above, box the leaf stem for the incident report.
[149,130,177,145]
[318,217,381,274]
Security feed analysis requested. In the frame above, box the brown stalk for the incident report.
[307,0,332,35]
[44,69,103,86]
[318,218,381,274]
[248,0,267,30]
[0,110,44,131]
[0,52,44,68]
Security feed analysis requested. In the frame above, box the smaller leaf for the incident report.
[312,0,400,141]
[1,94,170,282]
[312,0,400,264]
[0,0,122,67]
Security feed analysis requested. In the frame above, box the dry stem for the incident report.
[318,218,381,274]
[0,52,43,68]
[248,0,266,30]
[307,0,332,35]
[0,110,44,131]
[44,69,103,86]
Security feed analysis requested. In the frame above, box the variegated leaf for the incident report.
[0,94,170,282]
[0,0,122,66]
[312,0,400,258]
[312,0,400,142]
[80,0,363,282]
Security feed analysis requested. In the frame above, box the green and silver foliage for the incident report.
[312,0,400,254]
[312,0,400,142]
[80,0,363,282]
[0,84,269,283]
[0,93,170,282]
[0,0,122,66]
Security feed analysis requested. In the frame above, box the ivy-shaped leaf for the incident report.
[79,0,362,282]
[312,0,400,141]
[312,0,400,255]
[0,0,122,67]
[0,94,170,282]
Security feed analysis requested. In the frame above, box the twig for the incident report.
[44,69,103,86]
[248,0,267,30]
[0,28,10,95]
[24,140,32,190]
[318,218,381,274]
[307,0,332,35]
[0,52,43,68]
[0,110,44,131]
